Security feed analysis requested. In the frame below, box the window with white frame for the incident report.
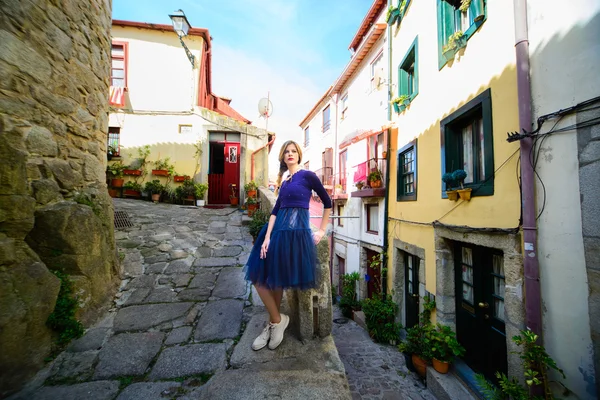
[370,51,384,91]
[366,203,379,233]
[341,93,348,119]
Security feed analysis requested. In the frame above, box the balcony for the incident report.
[314,167,334,193]
[351,157,387,199]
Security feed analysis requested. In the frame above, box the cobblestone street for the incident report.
[332,307,437,400]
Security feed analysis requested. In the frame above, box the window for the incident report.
[337,204,345,227]
[111,42,128,87]
[108,127,120,156]
[179,124,193,134]
[436,0,486,69]
[441,88,494,196]
[304,126,310,147]
[398,37,419,103]
[322,106,331,133]
[366,204,379,234]
[339,150,347,191]
[370,51,384,91]
[341,93,348,119]
[397,140,417,201]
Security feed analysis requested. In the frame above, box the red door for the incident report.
[208,142,240,204]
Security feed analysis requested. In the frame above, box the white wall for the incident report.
[528,1,600,398]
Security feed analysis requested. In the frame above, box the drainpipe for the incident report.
[251,134,276,182]
[330,93,339,289]
[514,0,542,337]
[382,0,393,297]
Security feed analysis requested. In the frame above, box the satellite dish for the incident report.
[258,97,273,118]
[374,68,385,91]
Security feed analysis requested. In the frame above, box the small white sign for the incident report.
[524,242,534,251]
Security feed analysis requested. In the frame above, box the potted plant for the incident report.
[460,0,484,21]
[229,183,239,206]
[123,181,142,198]
[442,31,466,62]
[442,172,459,201]
[194,182,208,207]
[246,196,259,217]
[244,180,258,198]
[355,181,364,190]
[429,324,465,374]
[386,5,400,25]
[368,170,383,188]
[453,169,472,200]
[339,272,361,319]
[398,323,434,377]
[248,209,269,243]
[106,162,126,188]
[361,293,402,344]
[107,145,119,161]
[152,157,174,177]
[391,94,411,113]
[144,180,164,202]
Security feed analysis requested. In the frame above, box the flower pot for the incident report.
[382,151,387,159]
[108,189,118,198]
[370,179,382,188]
[247,203,258,217]
[174,175,189,182]
[446,190,458,201]
[411,354,427,378]
[151,193,160,202]
[443,47,457,62]
[152,169,169,176]
[196,199,205,207]
[230,197,239,206]
[124,189,141,198]
[111,178,124,188]
[403,353,416,373]
[393,102,401,114]
[246,189,257,198]
[458,188,472,201]
[123,169,142,176]
[433,358,450,374]
[386,8,400,25]
[471,0,485,22]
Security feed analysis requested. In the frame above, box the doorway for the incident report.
[365,248,381,298]
[208,141,240,204]
[404,252,420,330]
[454,243,508,381]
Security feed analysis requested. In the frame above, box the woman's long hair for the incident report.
[275,140,303,195]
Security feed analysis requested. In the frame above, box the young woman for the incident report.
[245,140,332,350]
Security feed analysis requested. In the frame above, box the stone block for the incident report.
[0,195,35,239]
[113,303,193,333]
[148,344,227,380]
[32,179,62,205]
[580,161,600,238]
[584,237,600,271]
[25,381,120,400]
[44,159,82,190]
[116,382,182,400]
[212,267,247,299]
[194,299,244,341]
[25,125,58,157]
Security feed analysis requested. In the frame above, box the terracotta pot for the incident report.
[124,189,141,198]
[151,193,160,202]
[108,189,118,198]
[123,169,142,176]
[457,188,472,201]
[174,175,189,182]
[446,190,458,201]
[152,169,169,176]
[111,178,124,188]
[230,197,239,206]
[411,354,427,378]
[370,179,382,188]
[246,189,257,198]
[433,358,450,374]
[247,203,258,217]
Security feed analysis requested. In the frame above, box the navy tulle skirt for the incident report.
[245,208,318,290]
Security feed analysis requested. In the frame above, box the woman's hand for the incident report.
[260,237,270,259]
[313,229,325,245]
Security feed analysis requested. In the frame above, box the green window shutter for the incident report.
[470,0,485,22]
[399,68,408,96]
[437,0,456,69]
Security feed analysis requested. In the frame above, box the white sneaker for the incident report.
[268,314,289,350]
[252,323,272,351]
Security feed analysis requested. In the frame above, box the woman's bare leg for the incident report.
[255,285,281,323]
[273,288,284,310]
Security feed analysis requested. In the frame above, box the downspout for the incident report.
[329,93,339,290]
[514,0,542,336]
[251,134,276,182]
[382,0,393,297]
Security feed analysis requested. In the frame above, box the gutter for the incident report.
[382,0,393,297]
[251,134,276,181]
[513,0,543,336]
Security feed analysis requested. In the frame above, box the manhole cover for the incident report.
[114,210,133,229]
[333,318,349,324]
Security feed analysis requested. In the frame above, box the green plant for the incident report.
[107,162,126,178]
[244,180,258,192]
[429,324,465,362]
[459,0,471,12]
[123,181,142,192]
[420,296,436,325]
[442,172,457,191]
[443,31,465,52]
[248,209,269,240]
[476,329,567,400]
[153,157,175,175]
[246,196,258,205]
[398,323,435,361]
[391,94,411,105]
[361,293,403,343]
[194,183,208,199]
[340,272,361,318]
[368,169,382,182]
[74,192,102,217]
[399,0,407,13]
[144,179,164,195]
[452,169,468,189]
[46,270,84,346]
[386,5,398,21]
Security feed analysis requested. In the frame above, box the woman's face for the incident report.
[283,143,299,168]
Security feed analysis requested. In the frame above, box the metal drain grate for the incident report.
[114,210,133,229]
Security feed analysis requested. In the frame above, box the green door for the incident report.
[455,243,508,381]
[404,253,420,329]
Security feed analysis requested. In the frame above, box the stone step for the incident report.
[427,366,478,400]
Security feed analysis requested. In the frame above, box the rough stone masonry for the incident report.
[0,0,119,396]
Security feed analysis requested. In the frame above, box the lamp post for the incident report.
[169,9,195,68]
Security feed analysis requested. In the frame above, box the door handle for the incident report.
[412,294,419,298]
[478,302,489,309]
[484,314,489,320]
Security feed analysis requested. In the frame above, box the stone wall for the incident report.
[578,104,600,397]
[0,0,118,396]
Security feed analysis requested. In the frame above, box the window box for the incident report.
[123,169,142,176]
[386,7,401,25]
[152,169,170,176]
[123,189,141,198]
[351,188,385,198]
[174,175,190,182]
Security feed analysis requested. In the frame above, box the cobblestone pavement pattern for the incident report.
[332,307,437,400]
[9,198,435,400]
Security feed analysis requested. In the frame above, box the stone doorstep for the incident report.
[352,311,367,331]
[426,366,479,400]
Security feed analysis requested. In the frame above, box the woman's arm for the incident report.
[260,214,277,259]
[313,207,331,244]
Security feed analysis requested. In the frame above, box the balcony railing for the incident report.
[314,167,334,190]
[351,157,387,198]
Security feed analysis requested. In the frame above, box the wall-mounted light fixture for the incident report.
[169,9,195,68]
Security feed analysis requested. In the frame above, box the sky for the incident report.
[112,0,373,179]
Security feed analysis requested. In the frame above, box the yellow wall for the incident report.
[387,0,521,294]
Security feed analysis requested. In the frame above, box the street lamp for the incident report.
[169,9,195,68]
